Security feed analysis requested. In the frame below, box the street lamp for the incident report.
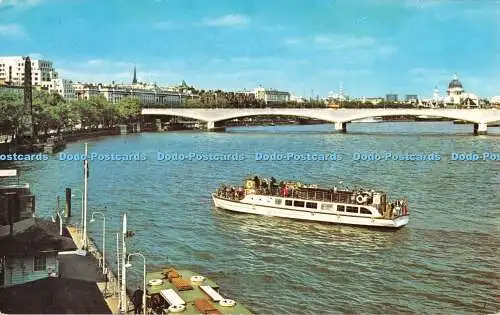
[125,252,146,315]
[90,210,106,275]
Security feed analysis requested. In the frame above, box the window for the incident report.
[321,203,334,210]
[346,206,358,213]
[34,255,46,272]
[275,199,282,205]
[293,200,305,207]
[360,208,372,215]
[285,200,293,206]
[337,205,345,212]
[306,202,317,209]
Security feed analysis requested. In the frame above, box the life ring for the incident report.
[190,275,205,282]
[219,299,236,307]
[167,304,186,313]
[356,195,365,204]
[148,279,163,286]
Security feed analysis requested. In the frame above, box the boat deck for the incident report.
[146,270,252,315]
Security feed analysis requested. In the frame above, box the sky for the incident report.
[0,0,499,98]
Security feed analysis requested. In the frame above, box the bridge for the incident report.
[141,108,500,135]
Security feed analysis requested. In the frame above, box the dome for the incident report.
[448,79,463,89]
[448,74,463,89]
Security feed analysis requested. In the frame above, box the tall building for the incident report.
[132,65,137,85]
[0,56,58,87]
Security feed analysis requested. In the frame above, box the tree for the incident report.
[116,97,140,124]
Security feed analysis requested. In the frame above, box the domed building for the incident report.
[446,74,464,105]
[443,73,479,108]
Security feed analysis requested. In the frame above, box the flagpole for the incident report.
[83,142,88,249]
[120,212,127,314]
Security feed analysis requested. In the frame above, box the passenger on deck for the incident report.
[132,287,143,314]
[254,176,260,189]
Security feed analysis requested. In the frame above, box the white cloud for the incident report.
[201,14,250,27]
[0,23,27,38]
[313,34,376,50]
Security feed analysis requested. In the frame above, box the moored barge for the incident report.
[212,176,409,228]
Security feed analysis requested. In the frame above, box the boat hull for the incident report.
[212,195,408,228]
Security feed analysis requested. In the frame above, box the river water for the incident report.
[6,122,500,314]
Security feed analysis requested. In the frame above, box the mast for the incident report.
[83,143,88,249]
[120,212,127,313]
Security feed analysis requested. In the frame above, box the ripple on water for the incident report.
[14,123,500,315]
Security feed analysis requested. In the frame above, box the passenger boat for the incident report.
[144,268,252,314]
[212,176,409,228]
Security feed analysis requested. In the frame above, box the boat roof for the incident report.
[146,270,252,315]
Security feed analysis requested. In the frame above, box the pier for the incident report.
[66,225,134,314]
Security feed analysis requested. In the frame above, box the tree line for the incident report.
[0,89,140,141]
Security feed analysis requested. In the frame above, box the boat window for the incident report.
[285,200,293,206]
[275,198,282,205]
[293,200,305,207]
[360,208,372,215]
[337,205,345,212]
[346,206,358,213]
[321,203,333,210]
[306,202,317,209]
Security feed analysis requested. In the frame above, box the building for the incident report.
[0,56,58,88]
[362,97,384,105]
[0,171,76,288]
[51,79,76,100]
[385,94,398,102]
[444,74,479,108]
[253,87,290,104]
[446,74,463,105]
[405,94,418,104]
[491,96,500,109]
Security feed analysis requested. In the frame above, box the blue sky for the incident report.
[1,0,499,98]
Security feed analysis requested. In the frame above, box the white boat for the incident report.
[212,176,409,229]
[351,117,383,123]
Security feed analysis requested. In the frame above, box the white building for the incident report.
[253,87,290,104]
[0,56,58,87]
[51,78,76,100]
[419,75,480,108]
[73,82,182,106]
[290,95,306,103]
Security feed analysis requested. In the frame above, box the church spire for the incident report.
[132,65,137,84]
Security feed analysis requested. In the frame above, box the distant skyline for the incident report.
[0,0,499,97]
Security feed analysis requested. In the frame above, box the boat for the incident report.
[351,117,383,123]
[144,268,252,314]
[212,176,409,228]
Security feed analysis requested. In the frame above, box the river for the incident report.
[5,122,500,314]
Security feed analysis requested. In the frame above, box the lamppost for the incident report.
[72,188,83,235]
[90,210,106,275]
[125,252,146,315]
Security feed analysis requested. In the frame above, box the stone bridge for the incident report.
[142,108,500,134]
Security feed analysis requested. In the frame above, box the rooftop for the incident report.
[0,218,76,256]
[0,277,111,314]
